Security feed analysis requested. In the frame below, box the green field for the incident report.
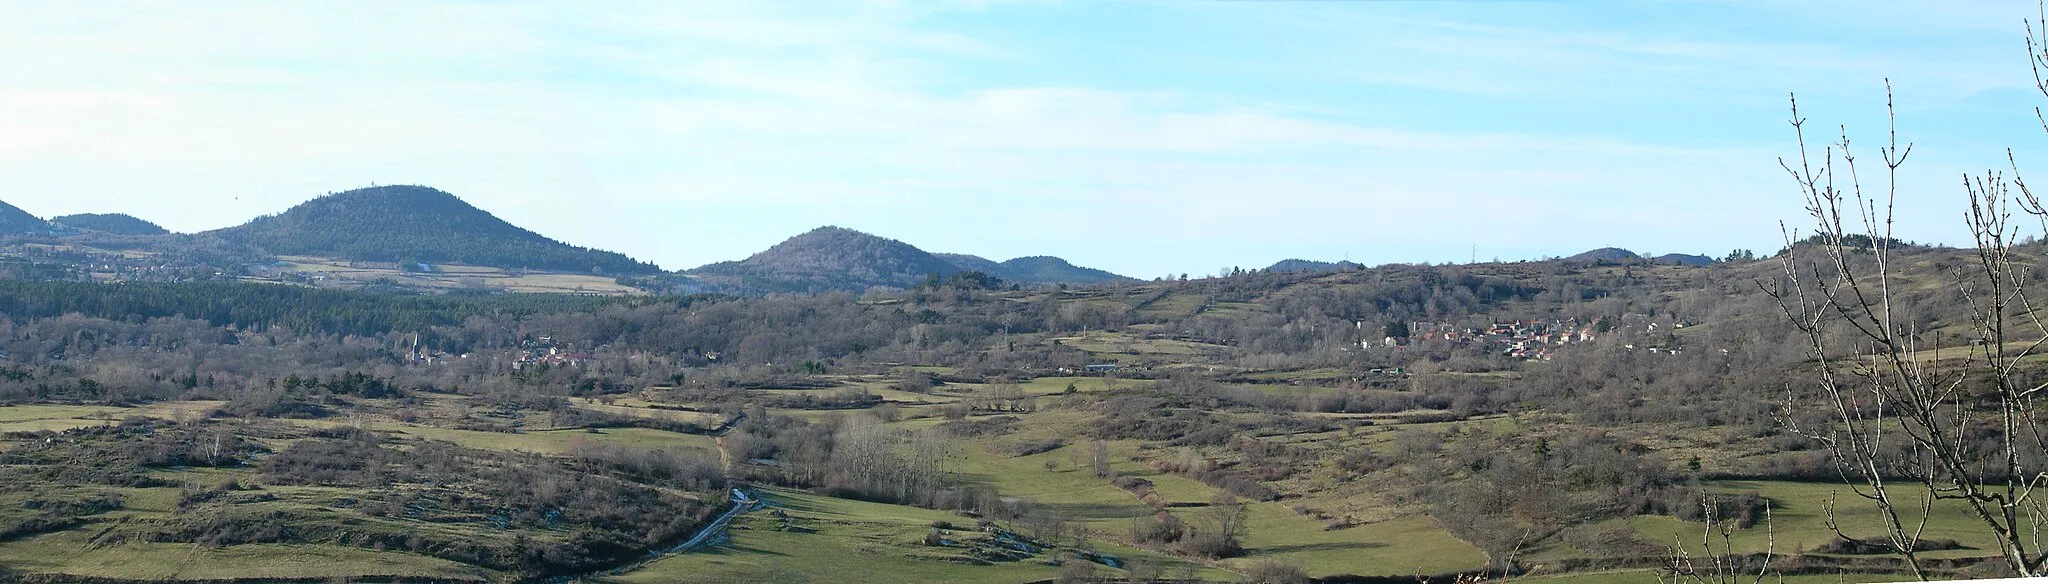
[0,532,490,581]
[1511,571,1911,583]
[1049,331,1232,358]
[350,421,717,455]
[917,410,1488,578]
[613,488,1229,584]
[1233,506,1486,577]
[1630,481,2008,560]
[274,255,644,295]
[570,399,724,425]
[0,404,128,422]
[0,395,2007,584]
[1015,376,1155,395]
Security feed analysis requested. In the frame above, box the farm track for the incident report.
[543,488,762,584]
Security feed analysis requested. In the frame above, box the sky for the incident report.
[0,0,2043,278]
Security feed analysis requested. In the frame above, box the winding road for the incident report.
[549,487,762,583]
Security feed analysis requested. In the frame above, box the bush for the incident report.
[1055,558,1099,584]
[1176,530,1243,559]
[1000,438,1065,458]
[1670,491,1771,529]
[1336,450,1392,475]
[1812,536,1965,555]
[1130,511,1186,545]
[1243,558,1309,584]
[936,416,1019,438]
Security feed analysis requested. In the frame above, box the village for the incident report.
[1374,314,1701,360]
[509,336,601,370]
[0,242,229,284]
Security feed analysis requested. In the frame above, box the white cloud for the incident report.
[0,0,2022,274]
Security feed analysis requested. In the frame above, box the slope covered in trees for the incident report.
[1565,247,1641,262]
[0,280,661,339]
[687,227,967,293]
[1267,259,1362,273]
[0,200,49,234]
[689,227,1129,294]
[936,253,1128,285]
[1652,253,1715,266]
[50,213,169,236]
[991,256,1125,284]
[208,185,660,275]
[932,253,1007,276]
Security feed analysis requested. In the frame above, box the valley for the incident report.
[6,0,2043,581]
[0,239,2030,583]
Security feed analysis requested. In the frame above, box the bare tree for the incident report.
[1090,439,1112,479]
[1771,7,2048,577]
[1181,492,1250,558]
[1660,492,1777,584]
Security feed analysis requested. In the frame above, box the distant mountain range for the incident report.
[3,189,1728,296]
[207,185,662,275]
[686,226,1131,293]
[51,213,168,236]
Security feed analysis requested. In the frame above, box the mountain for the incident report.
[51,213,169,236]
[688,227,1132,293]
[1653,253,1715,266]
[0,200,50,234]
[209,185,660,274]
[1268,259,1363,273]
[1566,248,1642,262]
[934,253,1007,275]
[937,253,1128,285]
[993,256,1125,284]
[687,227,964,293]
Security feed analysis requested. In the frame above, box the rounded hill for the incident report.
[0,199,50,234]
[688,226,961,292]
[51,213,169,236]
[208,185,660,274]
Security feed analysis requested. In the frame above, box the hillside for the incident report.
[1267,258,1362,273]
[0,244,2026,583]
[1566,247,1641,262]
[992,256,1127,284]
[1653,253,1715,266]
[938,253,1129,285]
[691,227,1128,293]
[687,227,962,293]
[50,213,169,236]
[934,253,1007,275]
[208,185,660,275]
[0,200,49,234]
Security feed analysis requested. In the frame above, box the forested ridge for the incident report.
[0,280,684,338]
[987,256,1126,284]
[688,226,970,293]
[0,200,49,234]
[209,185,661,275]
[687,226,1131,293]
[49,213,168,236]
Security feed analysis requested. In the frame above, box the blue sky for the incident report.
[0,0,2040,277]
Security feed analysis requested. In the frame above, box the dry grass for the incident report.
[270,256,643,295]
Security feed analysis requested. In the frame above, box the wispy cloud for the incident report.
[0,0,2028,274]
